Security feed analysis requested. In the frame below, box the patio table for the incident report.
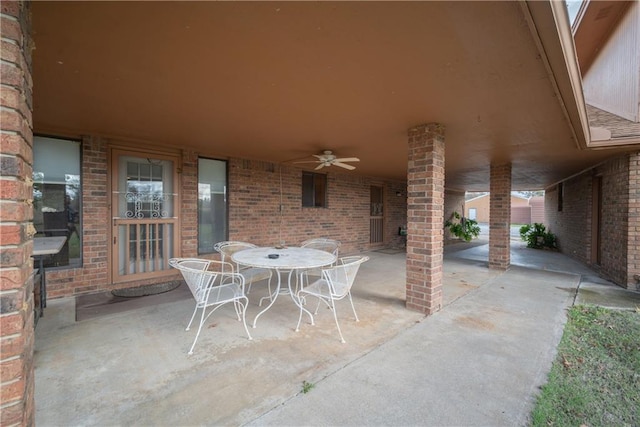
[33,236,67,321]
[232,246,336,328]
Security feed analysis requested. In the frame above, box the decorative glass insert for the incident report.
[124,161,171,218]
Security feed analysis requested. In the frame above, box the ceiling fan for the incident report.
[293,150,360,170]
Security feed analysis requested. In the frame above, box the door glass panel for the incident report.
[116,156,175,276]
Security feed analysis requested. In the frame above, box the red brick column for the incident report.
[627,152,640,289]
[489,163,511,270]
[406,123,445,314]
[0,1,36,425]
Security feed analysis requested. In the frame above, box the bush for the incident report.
[519,223,557,250]
[445,212,481,242]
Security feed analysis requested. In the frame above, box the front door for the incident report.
[370,185,384,245]
[111,149,179,282]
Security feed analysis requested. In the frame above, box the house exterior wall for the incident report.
[529,196,545,223]
[511,206,531,224]
[465,195,490,222]
[44,139,408,298]
[545,153,639,289]
[0,1,36,424]
[628,153,640,290]
[465,194,529,223]
[582,1,639,122]
[545,175,591,264]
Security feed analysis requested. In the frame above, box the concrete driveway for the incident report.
[34,239,640,426]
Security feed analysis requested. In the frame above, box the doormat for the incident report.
[111,280,181,297]
[374,248,406,255]
[75,282,191,322]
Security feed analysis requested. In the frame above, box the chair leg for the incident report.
[329,299,346,343]
[239,297,252,340]
[185,304,199,331]
[188,304,208,355]
[232,300,242,321]
[347,292,359,322]
[295,294,304,332]
[314,297,322,315]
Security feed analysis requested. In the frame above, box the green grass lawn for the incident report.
[531,305,640,426]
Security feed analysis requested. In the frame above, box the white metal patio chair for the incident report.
[295,255,369,343]
[213,241,273,297]
[300,238,341,258]
[299,238,341,288]
[169,258,252,355]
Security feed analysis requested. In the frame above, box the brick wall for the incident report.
[598,156,629,285]
[545,175,592,260]
[489,163,511,269]
[226,158,380,255]
[0,1,35,424]
[44,146,407,297]
[385,181,408,249]
[545,153,636,288]
[628,153,640,290]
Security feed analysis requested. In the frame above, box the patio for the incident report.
[34,236,637,426]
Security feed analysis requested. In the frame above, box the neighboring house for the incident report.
[2,1,640,421]
[529,196,546,224]
[465,193,531,224]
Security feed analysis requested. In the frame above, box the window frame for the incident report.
[32,135,83,269]
[197,157,229,254]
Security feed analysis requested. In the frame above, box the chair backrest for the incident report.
[169,258,213,301]
[300,238,341,257]
[214,241,258,271]
[170,258,246,304]
[322,255,369,297]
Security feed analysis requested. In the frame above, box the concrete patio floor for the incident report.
[34,237,640,426]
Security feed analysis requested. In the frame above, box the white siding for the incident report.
[583,2,640,122]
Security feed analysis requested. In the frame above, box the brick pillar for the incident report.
[0,1,36,425]
[627,152,640,290]
[406,123,445,315]
[489,163,511,270]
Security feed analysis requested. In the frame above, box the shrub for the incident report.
[445,212,481,242]
[519,223,557,250]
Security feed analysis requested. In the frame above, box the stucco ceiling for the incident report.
[31,1,637,191]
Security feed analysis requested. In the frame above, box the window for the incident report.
[558,182,564,212]
[33,136,82,268]
[198,158,228,254]
[302,171,327,208]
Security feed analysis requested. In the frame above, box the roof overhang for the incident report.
[30,1,639,191]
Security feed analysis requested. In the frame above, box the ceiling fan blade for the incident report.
[312,154,325,160]
[333,157,360,163]
[292,160,321,164]
[315,163,326,170]
[332,162,356,170]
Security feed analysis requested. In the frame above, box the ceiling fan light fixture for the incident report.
[292,150,360,171]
